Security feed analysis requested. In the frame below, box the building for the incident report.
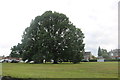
[108,49,120,59]
[0,56,21,60]
[0,56,3,60]
[83,52,92,61]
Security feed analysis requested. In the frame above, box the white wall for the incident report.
[97,59,104,62]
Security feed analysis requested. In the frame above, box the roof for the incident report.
[84,52,91,56]
[97,56,104,59]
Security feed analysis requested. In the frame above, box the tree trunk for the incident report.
[53,55,58,64]
[52,49,59,64]
[53,59,58,64]
[40,59,43,63]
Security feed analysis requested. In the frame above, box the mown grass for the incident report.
[0,63,2,76]
[2,62,118,78]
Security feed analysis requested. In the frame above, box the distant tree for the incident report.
[98,47,110,59]
[101,49,110,59]
[98,46,102,56]
[92,55,96,59]
[10,43,23,58]
[10,11,85,64]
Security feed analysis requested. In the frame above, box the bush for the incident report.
[104,59,119,62]
[89,59,97,62]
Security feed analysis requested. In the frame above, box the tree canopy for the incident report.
[98,46,102,56]
[10,11,85,64]
[97,46,110,59]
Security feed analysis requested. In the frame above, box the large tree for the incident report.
[10,11,85,64]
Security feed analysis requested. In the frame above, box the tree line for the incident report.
[98,46,111,59]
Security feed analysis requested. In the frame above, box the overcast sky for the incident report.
[0,0,119,56]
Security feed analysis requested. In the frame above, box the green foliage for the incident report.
[98,47,110,59]
[92,55,96,59]
[100,49,110,59]
[10,11,85,64]
[98,46,102,56]
[10,43,23,58]
[32,53,44,63]
[104,59,119,61]
[89,59,97,62]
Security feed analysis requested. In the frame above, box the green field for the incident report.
[2,62,118,78]
[0,63,2,76]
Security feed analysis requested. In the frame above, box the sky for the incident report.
[0,0,119,57]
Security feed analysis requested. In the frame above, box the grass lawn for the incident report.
[2,62,118,78]
[0,63,2,76]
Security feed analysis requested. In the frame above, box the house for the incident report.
[83,52,92,61]
[0,56,5,60]
[1,56,22,61]
[108,49,120,59]
[0,56,3,60]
